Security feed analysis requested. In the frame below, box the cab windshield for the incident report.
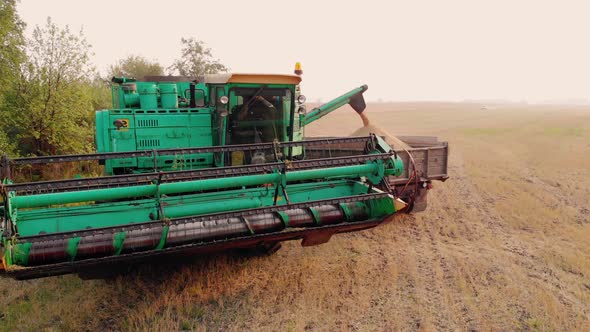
[229,88,291,144]
[227,87,291,165]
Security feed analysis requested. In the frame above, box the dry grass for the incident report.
[1,102,589,331]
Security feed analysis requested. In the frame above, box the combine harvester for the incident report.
[0,65,448,279]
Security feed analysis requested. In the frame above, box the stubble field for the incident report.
[0,102,588,331]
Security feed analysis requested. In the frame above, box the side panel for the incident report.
[134,111,214,170]
[96,110,138,173]
[96,108,215,174]
[94,110,110,154]
[390,143,449,184]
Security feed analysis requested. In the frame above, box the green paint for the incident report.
[138,83,158,109]
[11,241,31,266]
[155,226,168,250]
[367,196,395,217]
[113,232,126,255]
[339,203,352,221]
[10,163,385,209]
[66,237,81,261]
[276,211,289,227]
[159,83,178,108]
[309,208,321,225]
[303,85,367,126]
[5,180,399,267]
[14,181,358,236]
[94,78,368,175]
[164,197,262,218]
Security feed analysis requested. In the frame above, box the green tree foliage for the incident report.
[108,55,164,80]
[8,18,96,156]
[169,37,228,77]
[0,0,24,85]
[0,131,16,156]
[88,76,112,111]
[0,0,25,156]
[0,10,230,159]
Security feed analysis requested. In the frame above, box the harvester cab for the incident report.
[0,69,447,280]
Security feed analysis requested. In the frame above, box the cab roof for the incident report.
[204,73,302,85]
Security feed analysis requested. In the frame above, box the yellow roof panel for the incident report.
[205,73,302,85]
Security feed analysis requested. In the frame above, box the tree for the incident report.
[108,55,164,79]
[88,75,112,111]
[0,131,16,156]
[168,37,228,77]
[0,0,25,86]
[8,18,96,156]
[0,0,25,156]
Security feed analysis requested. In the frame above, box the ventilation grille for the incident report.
[137,119,159,127]
[138,139,161,148]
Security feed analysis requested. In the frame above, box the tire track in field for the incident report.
[383,219,424,331]
[417,152,488,331]
[406,217,456,331]
[435,151,516,330]
[412,151,503,331]
[425,223,481,332]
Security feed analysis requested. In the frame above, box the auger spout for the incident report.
[302,85,368,126]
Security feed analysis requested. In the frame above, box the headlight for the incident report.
[297,106,306,114]
[219,95,229,104]
[297,95,306,104]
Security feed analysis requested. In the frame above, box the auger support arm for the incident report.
[302,85,368,126]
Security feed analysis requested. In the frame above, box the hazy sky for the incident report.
[17,0,590,102]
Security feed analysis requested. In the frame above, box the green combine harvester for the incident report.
[0,67,448,279]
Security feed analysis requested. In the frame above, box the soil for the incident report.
[0,102,588,331]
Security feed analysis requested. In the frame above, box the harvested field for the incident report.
[0,102,588,331]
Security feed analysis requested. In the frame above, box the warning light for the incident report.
[294,62,303,75]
